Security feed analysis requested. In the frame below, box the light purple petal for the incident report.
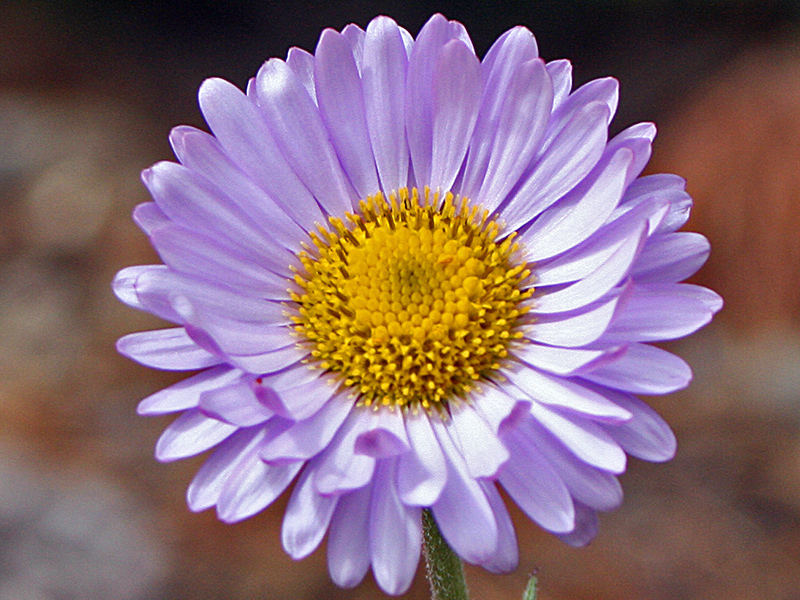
[260,361,322,389]
[632,232,711,284]
[602,283,720,343]
[256,375,338,421]
[197,78,323,228]
[132,202,170,235]
[256,58,355,215]
[682,283,724,312]
[428,39,482,192]
[117,327,221,371]
[444,18,474,51]
[137,365,242,416]
[461,26,539,200]
[286,46,316,102]
[168,126,306,248]
[532,212,644,313]
[519,146,637,262]
[327,484,372,588]
[260,393,353,462]
[533,194,666,286]
[398,26,414,55]
[181,306,295,358]
[598,389,677,462]
[481,25,538,76]
[313,410,377,494]
[582,343,692,395]
[527,401,627,473]
[472,58,553,212]
[362,16,410,193]
[621,174,692,234]
[498,421,574,533]
[514,344,611,376]
[113,265,182,323]
[500,101,609,230]
[187,426,266,511]
[478,482,519,573]
[217,455,303,523]
[528,420,622,510]
[544,77,618,144]
[503,363,632,422]
[199,379,273,427]
[354,409,410,458]
[341,23,366,70]
[546,59,572,108]
[314,29,380,199]
[448,404,509,478]
[150,225,293,299]
[155,408,237,462]
[127,266,288,326]
[555,502,599,547]
[405,14,463,189]
[397,412,447,506]
[245,77,257,98]
[527,291,623,347]
[369,460,422,595]
[142,161,293,270]
[605,122,656,186]
[228,344,310,376]
[471,383,522,432]
[611,191,674,234]
[282,466,338,559]
[430,420,498,565]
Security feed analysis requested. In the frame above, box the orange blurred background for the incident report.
[2,1,800,598]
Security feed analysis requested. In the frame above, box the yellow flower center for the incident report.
[291,187,532,412]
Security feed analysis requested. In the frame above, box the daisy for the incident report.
[115,13,721,595]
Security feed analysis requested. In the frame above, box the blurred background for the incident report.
[2,0,800,598]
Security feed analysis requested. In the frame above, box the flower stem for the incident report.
[422,509,469,600]
[522,572,538,600]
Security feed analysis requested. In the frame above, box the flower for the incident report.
[115,13,721,595]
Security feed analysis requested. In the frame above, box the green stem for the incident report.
[522,572,538,600]
[422,509,470,600]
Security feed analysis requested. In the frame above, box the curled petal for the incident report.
[313,410,377,494]
[448,404,509,478]
[397,413,447,506]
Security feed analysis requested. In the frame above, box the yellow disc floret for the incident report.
[291,187,532,413]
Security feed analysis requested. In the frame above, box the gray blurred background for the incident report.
[2,0,800,598]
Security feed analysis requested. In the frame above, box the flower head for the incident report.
[115,14,721,595]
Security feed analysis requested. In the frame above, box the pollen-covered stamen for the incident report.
[290,187,532,413]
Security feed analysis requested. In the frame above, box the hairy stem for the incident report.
[422,509,469,600]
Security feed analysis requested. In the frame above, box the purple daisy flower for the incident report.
[115,14,721,595]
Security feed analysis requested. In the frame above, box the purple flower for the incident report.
[115,14,721,595]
